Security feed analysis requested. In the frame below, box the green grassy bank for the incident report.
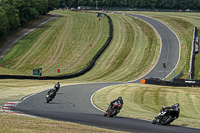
[0,113,126,133]
[0,10,109,76]
[74,13,160,82]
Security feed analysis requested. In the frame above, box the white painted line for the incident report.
[3,104,16,107]
[3,107,14,110]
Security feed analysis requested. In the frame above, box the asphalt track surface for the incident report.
[15,13,200,133]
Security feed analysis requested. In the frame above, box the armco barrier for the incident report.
[0,13,113,80]
[189,27,198,79]
[141,78,200,87]
[169,71,183,82]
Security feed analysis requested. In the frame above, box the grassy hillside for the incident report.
[93,83,200,129]
[74,13,160,82]
[0,11,160,82]
[0,10,109,76]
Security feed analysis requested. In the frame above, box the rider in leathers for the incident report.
[157,103,180,119]
[54,82,60,92]
[108,96,123,110]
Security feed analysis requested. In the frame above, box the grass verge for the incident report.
[0,113,126,133]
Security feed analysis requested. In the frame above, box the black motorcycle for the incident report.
[152,107,180,125]
[104,103,123,117]
[46,89,56,103]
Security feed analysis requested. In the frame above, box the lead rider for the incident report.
[161,103,180,117]
[155,103,180,121]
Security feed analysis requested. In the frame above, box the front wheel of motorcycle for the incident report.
[46,97,50,103]
[104,113,107,117]
[109,108,117,117]
[152,119,156,124]
[161,115,173,125]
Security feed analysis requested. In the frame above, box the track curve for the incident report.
[15,13,200,133]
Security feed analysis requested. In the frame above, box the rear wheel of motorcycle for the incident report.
[161,115,173,125]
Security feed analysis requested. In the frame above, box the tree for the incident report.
[35,0,48,15]
[3,0,20,30]
[0,6,9,36]
[48,0,60,12]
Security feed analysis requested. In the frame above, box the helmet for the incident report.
[174,103,179,107]
[117,96,122,100]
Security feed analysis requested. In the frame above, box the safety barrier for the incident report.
[0,13,113,80]
[141,77,200,87]
[169,71,183,82]
[189,27,198,79]
[78,6,200,12]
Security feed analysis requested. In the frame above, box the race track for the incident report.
[15,13,200,133]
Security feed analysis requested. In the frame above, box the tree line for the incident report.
[1,0,200,37]
[59,0,200,9]
[0,0,59,37]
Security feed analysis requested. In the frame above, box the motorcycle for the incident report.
[152,107,180,125]
[104,103,122,117]
[46,89,56,103]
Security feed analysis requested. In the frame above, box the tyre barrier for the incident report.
[141,77,200,87]
[0,13,113,80]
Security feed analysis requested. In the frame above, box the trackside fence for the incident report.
[189,27,199,79]
[0,13,113,80]
[142,77,200,87]
[169,71,183,82]
[78,6,200,12]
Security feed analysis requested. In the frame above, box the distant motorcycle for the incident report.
[152,107,180,125]
[104,103,122,117]
[46,89,56,103]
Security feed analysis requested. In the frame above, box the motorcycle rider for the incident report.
[108,96,123,111]
[156,103,180,120]
[161,103,180,117]
[54,82,60,92]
